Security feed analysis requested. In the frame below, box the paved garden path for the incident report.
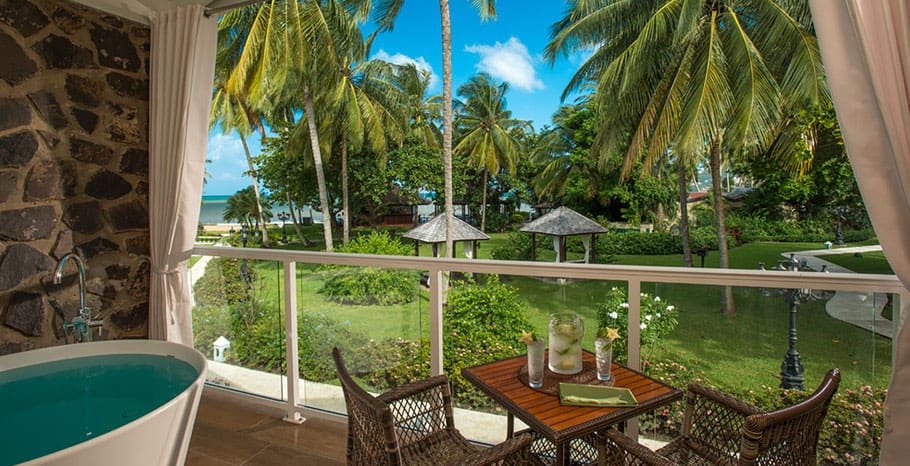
[782,245,894,339]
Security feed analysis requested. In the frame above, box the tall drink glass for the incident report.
[526,340,545,388]
[548,313,584,375]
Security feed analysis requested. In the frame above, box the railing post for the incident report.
[283,261,305,424]
[429,267,445,376]
[627,280,642,440]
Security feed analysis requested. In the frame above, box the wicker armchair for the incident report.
[332,348,533,465]
[604,368,840,465]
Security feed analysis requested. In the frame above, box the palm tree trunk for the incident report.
[341,135,350,245]
[303,85,334,252]
[678,160,693,267]
[440,0,454,258]
[286,193,312,247]
[238,133,270,247]
[709,138,735,315]
[480,170,488,233]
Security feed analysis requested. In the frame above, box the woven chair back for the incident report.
[333,347,401,466]
[739,368,841,465]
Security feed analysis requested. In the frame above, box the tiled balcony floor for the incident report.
[186,388,346,465]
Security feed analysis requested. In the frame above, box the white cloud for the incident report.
[465,37,544,92]
[372,49,440,90]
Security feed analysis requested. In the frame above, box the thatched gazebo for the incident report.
[402,215,490,258]
[520,206,607,263]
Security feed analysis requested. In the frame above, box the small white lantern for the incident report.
[824,241,833,250]
[213,336,231,362]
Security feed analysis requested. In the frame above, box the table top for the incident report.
[461,351,683,442]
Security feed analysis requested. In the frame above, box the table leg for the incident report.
[556,441,567,465]
[507,413,514,438]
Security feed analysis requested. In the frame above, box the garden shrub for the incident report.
[490,232,534,260]
[193,257,257,307]
[596,288,680,363]
[192,305,232,358]
[318,231,418,305]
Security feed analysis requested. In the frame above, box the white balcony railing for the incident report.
[192,244,906,434]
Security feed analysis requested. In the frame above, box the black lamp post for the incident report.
[695,247,708,267]
[278,212,291,244]
[760,254,832,390]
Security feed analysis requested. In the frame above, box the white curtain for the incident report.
[810,2,910,462]
[581,235,591,263]
[148,5,217,345]
[463,242,474,259]
[553,236,561,262]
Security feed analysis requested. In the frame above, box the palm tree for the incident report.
[453,73,526,232]
[547,0,826,315]
[210,70,271,247]
[223,186,273,231]
[373,0,498,257]
[392,63,442,146]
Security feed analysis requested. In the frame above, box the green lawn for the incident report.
[218,235,891,393]
[819,250,893,274]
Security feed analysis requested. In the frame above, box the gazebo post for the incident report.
[473,240,478,259]
[594,233,600,263]
[559,236,567,263]
[530,234,537,261]
[414,242,420,257]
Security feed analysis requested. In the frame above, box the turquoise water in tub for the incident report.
[0,354,197,465]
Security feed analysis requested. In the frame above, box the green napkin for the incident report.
[558,383,638,408]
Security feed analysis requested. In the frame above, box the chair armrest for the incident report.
[687,383,763,417]
[377,375,450,404]
[603,429,676,466]
[450,433,533,466]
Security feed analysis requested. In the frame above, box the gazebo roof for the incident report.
[520,206,607,236]
[401,215,490,244]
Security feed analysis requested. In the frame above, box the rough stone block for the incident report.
[0,131,38,168]
[105,264,130,280]
[32,34,94,69]
[0,98,31,132]
[110,301,147,331]
[119,148,148,175]
[24,159,62,201]
[52,229,74,259]
[70,138,114,165]
[77,237,119,258]
[50,7,84,35]
[106,72,147,100]
[65,74,104,107]
[0,31,37,85]
[0,0,49,37]
[127,260,149,298]
[64,200,104,234]
[86,169,131,199]
[72,108,98,134]
[0,342,25,356]
[4,292,45,336]
[0,205,57,241]
[27,92,67,129]
[107,103,140,143]
[0,244,55,290]
[125,234,149,256]
[89,24,139,72]
[107,199,148,231]
[0,171,18,202]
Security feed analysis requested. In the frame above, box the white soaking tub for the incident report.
[0,340,207,466]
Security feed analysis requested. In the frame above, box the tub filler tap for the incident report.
[54,253,103,342]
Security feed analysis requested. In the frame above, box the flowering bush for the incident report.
[596,288,680,363]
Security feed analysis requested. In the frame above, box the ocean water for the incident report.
[0,354,198,465]
[199,195,316,225]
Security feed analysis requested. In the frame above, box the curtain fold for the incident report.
[148,5,217,345]
[809,1,910,462]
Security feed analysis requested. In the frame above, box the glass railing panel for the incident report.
[189,256,286,401]
[295,263,429,413]
[639,282,892,464]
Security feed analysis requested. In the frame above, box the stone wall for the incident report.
[0,0,150,354]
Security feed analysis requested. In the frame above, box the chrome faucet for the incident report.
[54,253,102,342]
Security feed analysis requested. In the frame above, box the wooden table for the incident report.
[462,351,682,465]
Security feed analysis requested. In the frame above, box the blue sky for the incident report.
[205,1,586,196]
